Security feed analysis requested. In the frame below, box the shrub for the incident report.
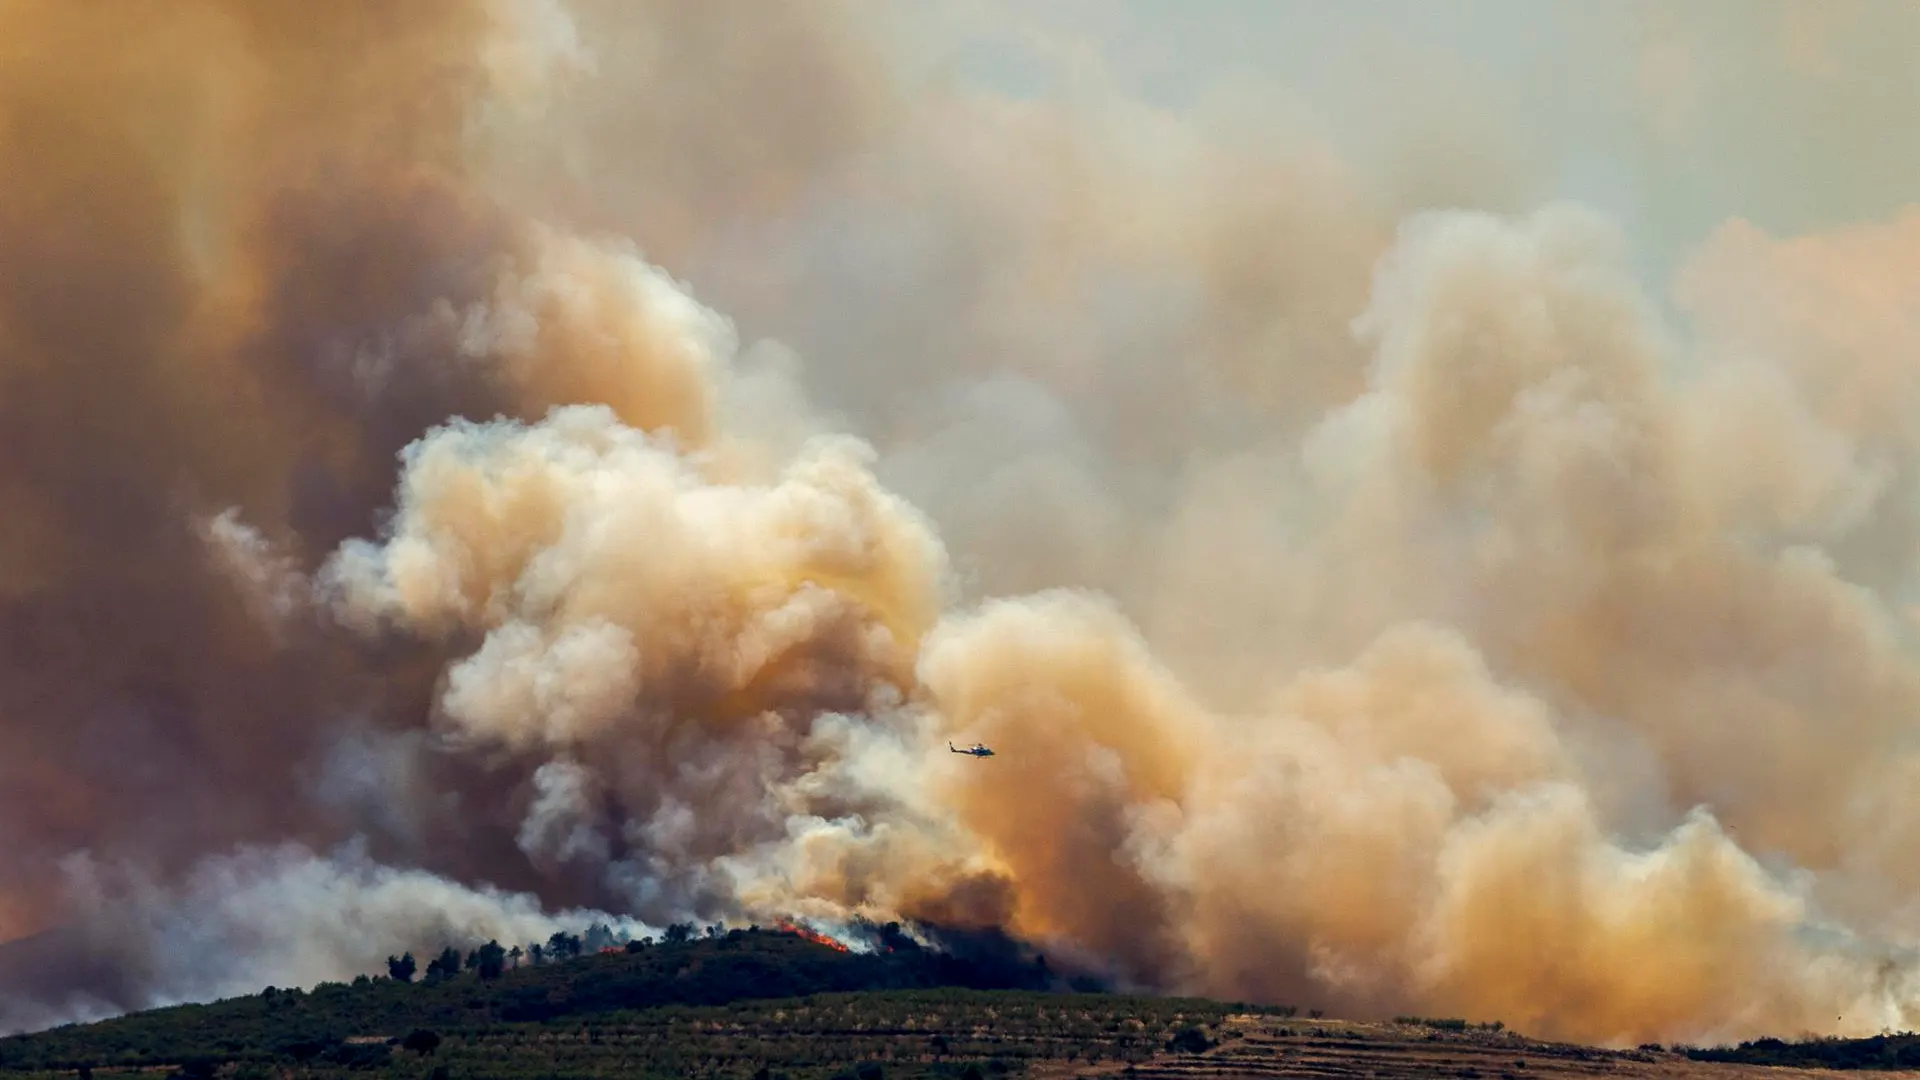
[1166,1026,1213,1054]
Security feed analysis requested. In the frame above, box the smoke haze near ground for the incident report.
[5,0,1920,1049]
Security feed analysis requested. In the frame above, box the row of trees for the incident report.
[384,921,730,984]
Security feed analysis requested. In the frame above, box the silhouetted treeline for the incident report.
[1685,1032,1920,1070]
[384,925,609,986]
[879,919,1103,993]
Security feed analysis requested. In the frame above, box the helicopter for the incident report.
[948,740,995,758]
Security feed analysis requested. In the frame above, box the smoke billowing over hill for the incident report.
[5,0,1920,1050]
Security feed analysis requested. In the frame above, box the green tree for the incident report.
[1167,1025,1213,1054]
[425,945,462,981]
[583,921,615,952]
[386,952,416,983]
[402,1029,443,1056]
[475,940,507,981]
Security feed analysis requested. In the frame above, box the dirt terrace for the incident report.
[1034,1015,1920,1080]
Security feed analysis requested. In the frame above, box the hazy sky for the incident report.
[923,0,1920,285]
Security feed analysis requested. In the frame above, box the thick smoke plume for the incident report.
[5,0,1920,1050]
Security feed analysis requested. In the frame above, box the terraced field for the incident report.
[348,990,1245,1078]
[1035,1016,1920,1080]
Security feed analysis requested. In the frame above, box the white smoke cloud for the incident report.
[52,840,651,1013]
[196,509,310,639]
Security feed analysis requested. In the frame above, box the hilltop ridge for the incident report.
[0,923,1060,1067]
[5,927,1920,1079]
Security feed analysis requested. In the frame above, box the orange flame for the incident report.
[776,920,851,952]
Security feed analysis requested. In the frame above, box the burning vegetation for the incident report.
[775,921,852,953]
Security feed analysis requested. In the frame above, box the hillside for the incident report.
[4,926,1920,1080]
[0,923,1258,1079]
[1030,1016,1920,1080]
[0,925,1064,1069]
